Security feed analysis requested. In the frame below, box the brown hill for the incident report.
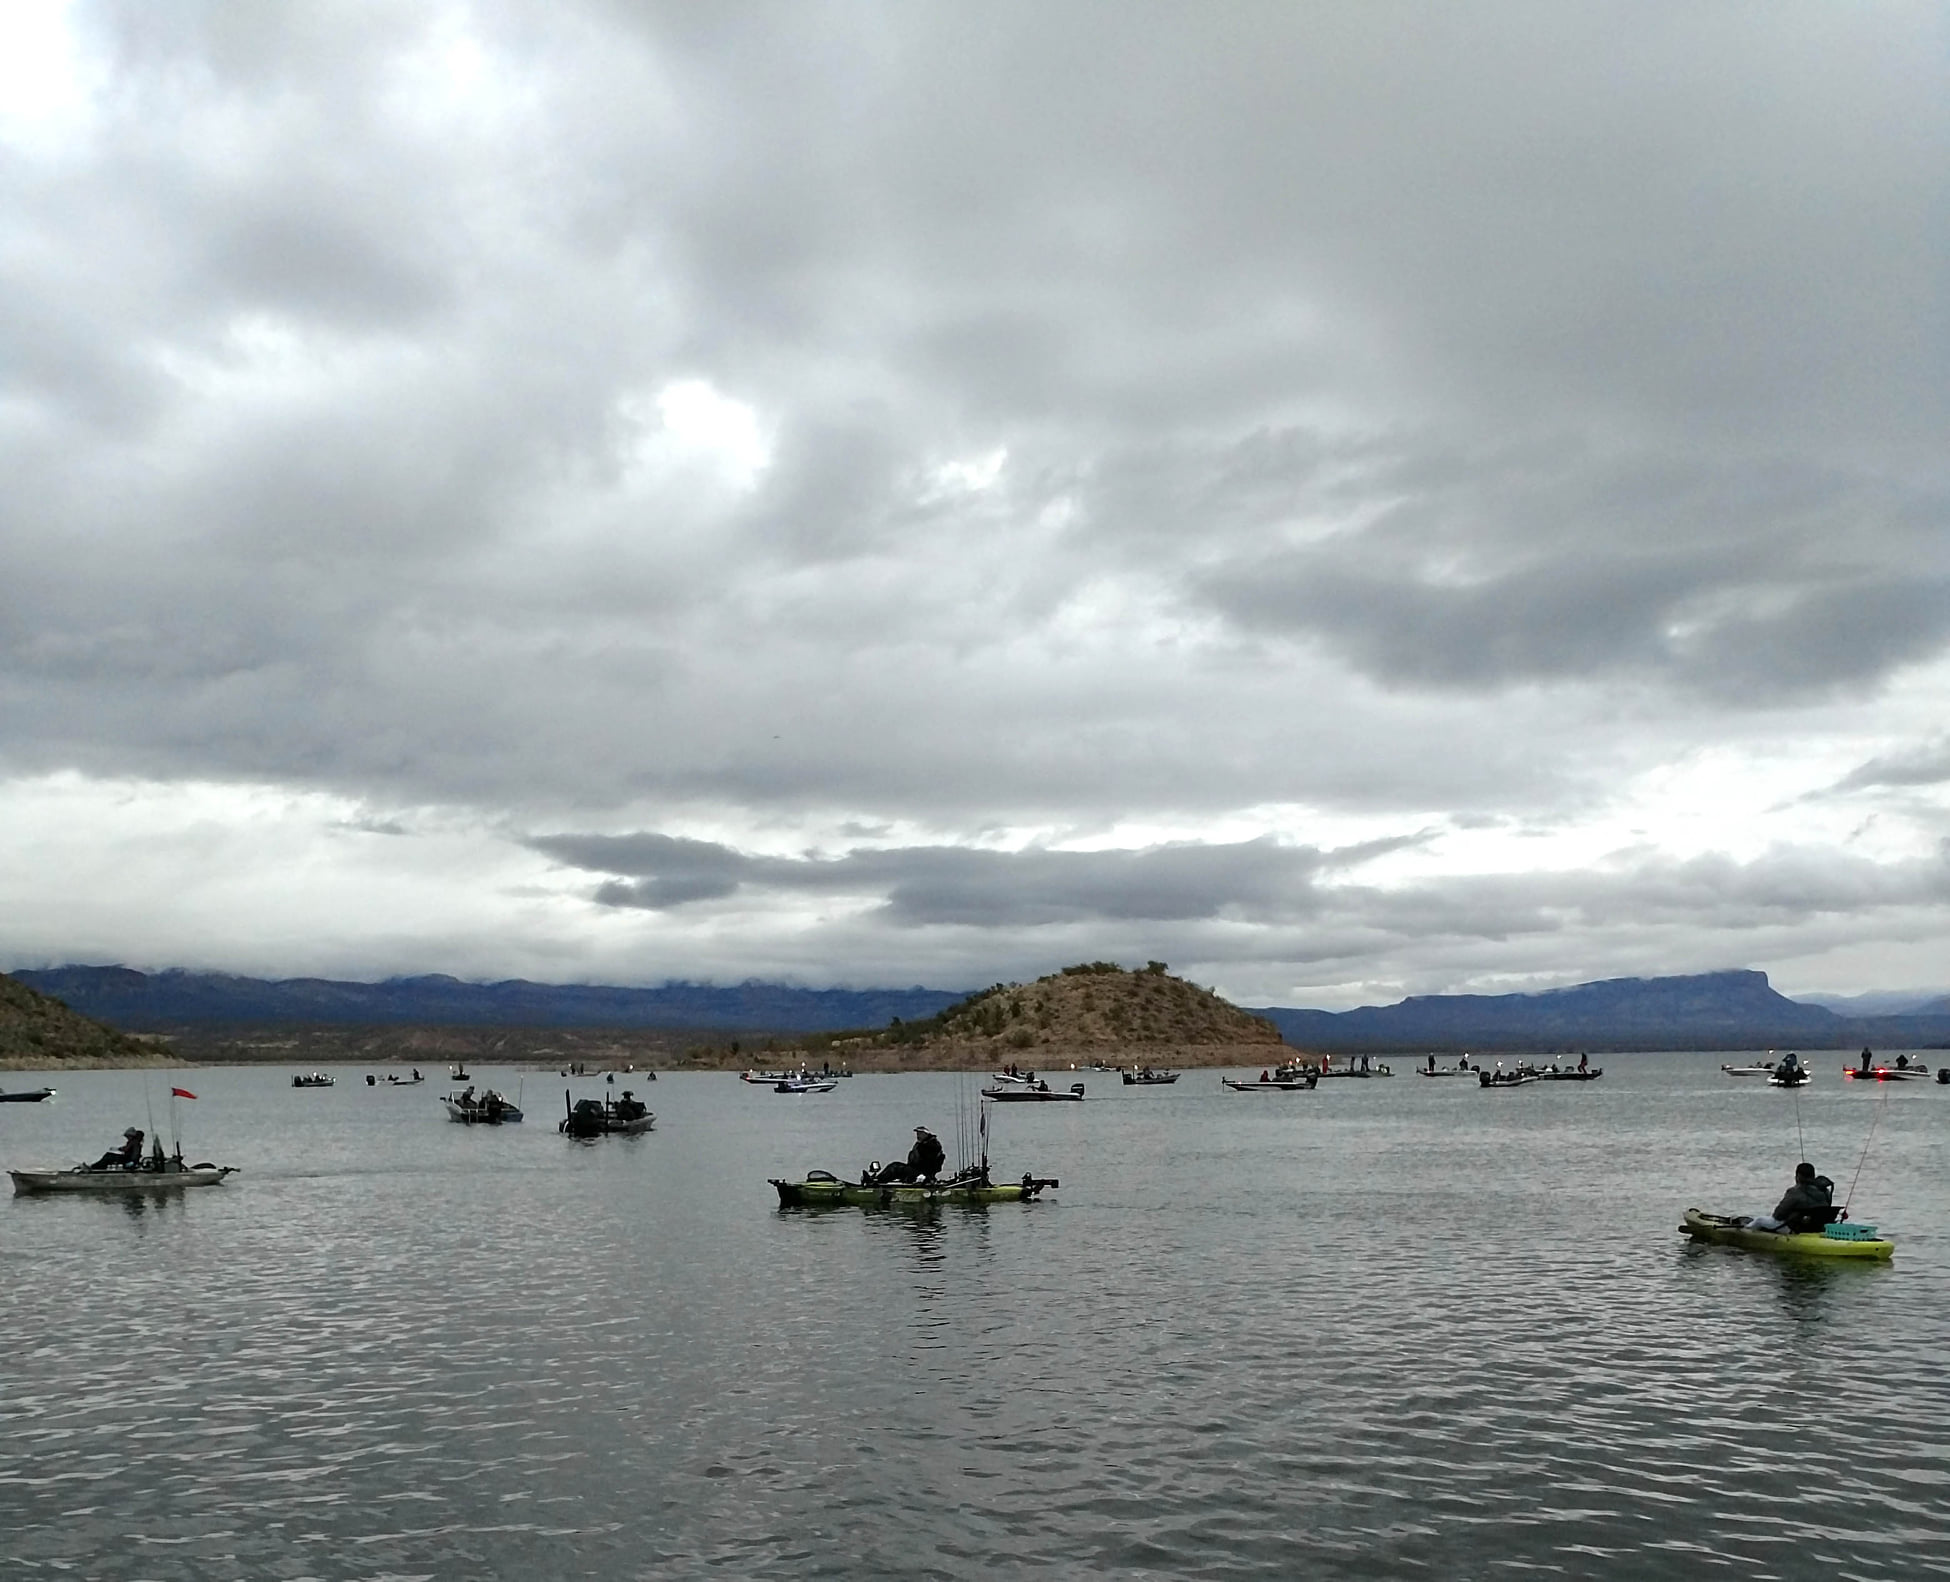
[0,972,168,1068]
[805,961,1289,1070]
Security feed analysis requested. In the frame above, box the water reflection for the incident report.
[1765,1251,1887,1325]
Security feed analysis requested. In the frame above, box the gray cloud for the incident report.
[1,2,1946,1001]
[532,832,1431,926]
[1831,740,1950,794]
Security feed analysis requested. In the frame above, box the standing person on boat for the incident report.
[1578,1053,1588,1073]
[91,1127,144,1170]
[872,1127,946,1184]
[1746,1163,1836,1233]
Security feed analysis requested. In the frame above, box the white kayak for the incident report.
[11,1157,237,1195]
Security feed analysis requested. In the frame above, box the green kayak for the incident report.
[1680,1209,1893,1260]
[772,1168,1058,1208]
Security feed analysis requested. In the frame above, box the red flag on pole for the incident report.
[171,1087,196,1100]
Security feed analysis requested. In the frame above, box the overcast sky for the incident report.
[2,1,1946,1009]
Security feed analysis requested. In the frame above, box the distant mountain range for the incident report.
[1254,970,1950,1053]
[11,964,1950,1053]
[11,966,962,1035]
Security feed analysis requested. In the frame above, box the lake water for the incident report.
[3,1052,1948,1581]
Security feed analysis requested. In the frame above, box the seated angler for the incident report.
[1746,1162,1837,1234]
[873,1126,946,1184]
[91,1127,145,1171]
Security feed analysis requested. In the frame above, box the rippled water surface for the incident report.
[4,1054,1948,1579]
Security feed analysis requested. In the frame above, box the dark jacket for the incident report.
[908,1132,946,1179]
[1773,1175,1835,1232]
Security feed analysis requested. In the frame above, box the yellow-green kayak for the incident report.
[1680,1209,1893,1260]
[772,1169,1057,1208]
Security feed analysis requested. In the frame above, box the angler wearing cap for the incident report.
[869,1126,946,1185]
[1744,1162,1838,1234]
[89,1128,145,1171]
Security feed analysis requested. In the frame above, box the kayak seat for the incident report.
[1784,1206,1842,1234]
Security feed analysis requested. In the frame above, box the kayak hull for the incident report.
[1679,1209,1893,1260]
[11,1165,235,1195]
[772,1173,1056,1208]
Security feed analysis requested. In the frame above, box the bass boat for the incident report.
[560,1093,655,1136]
[442,1089,523,1124]
[1679,1209,1893,1261]
[1724,1054,1809,1085]
[980,1080,1084,1101]
[1122,1067,1179,1085]
[1845,1051,1932,1081]
[291,1072,334,1088]
[11,1137,237,1196]
[774,1078,837,1094]
[1224,1065,1318,1092]
[0,1086,56,1102]
[1479,1067,1540,1088]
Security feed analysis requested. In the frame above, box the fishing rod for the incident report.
[1843,1077,1890,1214]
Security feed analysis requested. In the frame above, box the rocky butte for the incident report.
[801,961,1292,1072]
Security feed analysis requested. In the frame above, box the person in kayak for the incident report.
[90,1127,144,1170]
[872,1127,946,1183]
[1747,1162,1837,1233]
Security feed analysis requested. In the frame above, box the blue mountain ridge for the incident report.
[12,965,964,1034]
[1255,970,1950,1052]
[12,964,1950,1051]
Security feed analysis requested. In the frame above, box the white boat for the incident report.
[1223,1070,1318,1092]
[774,1078,837,1094]
[442,1089,523,1124]
[291,1072,334,1088]
[981,1081,1085,1102]
[1723,1054,1807,1082]
[1480,1066,1541,1088]
[11,1142,236,1196]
